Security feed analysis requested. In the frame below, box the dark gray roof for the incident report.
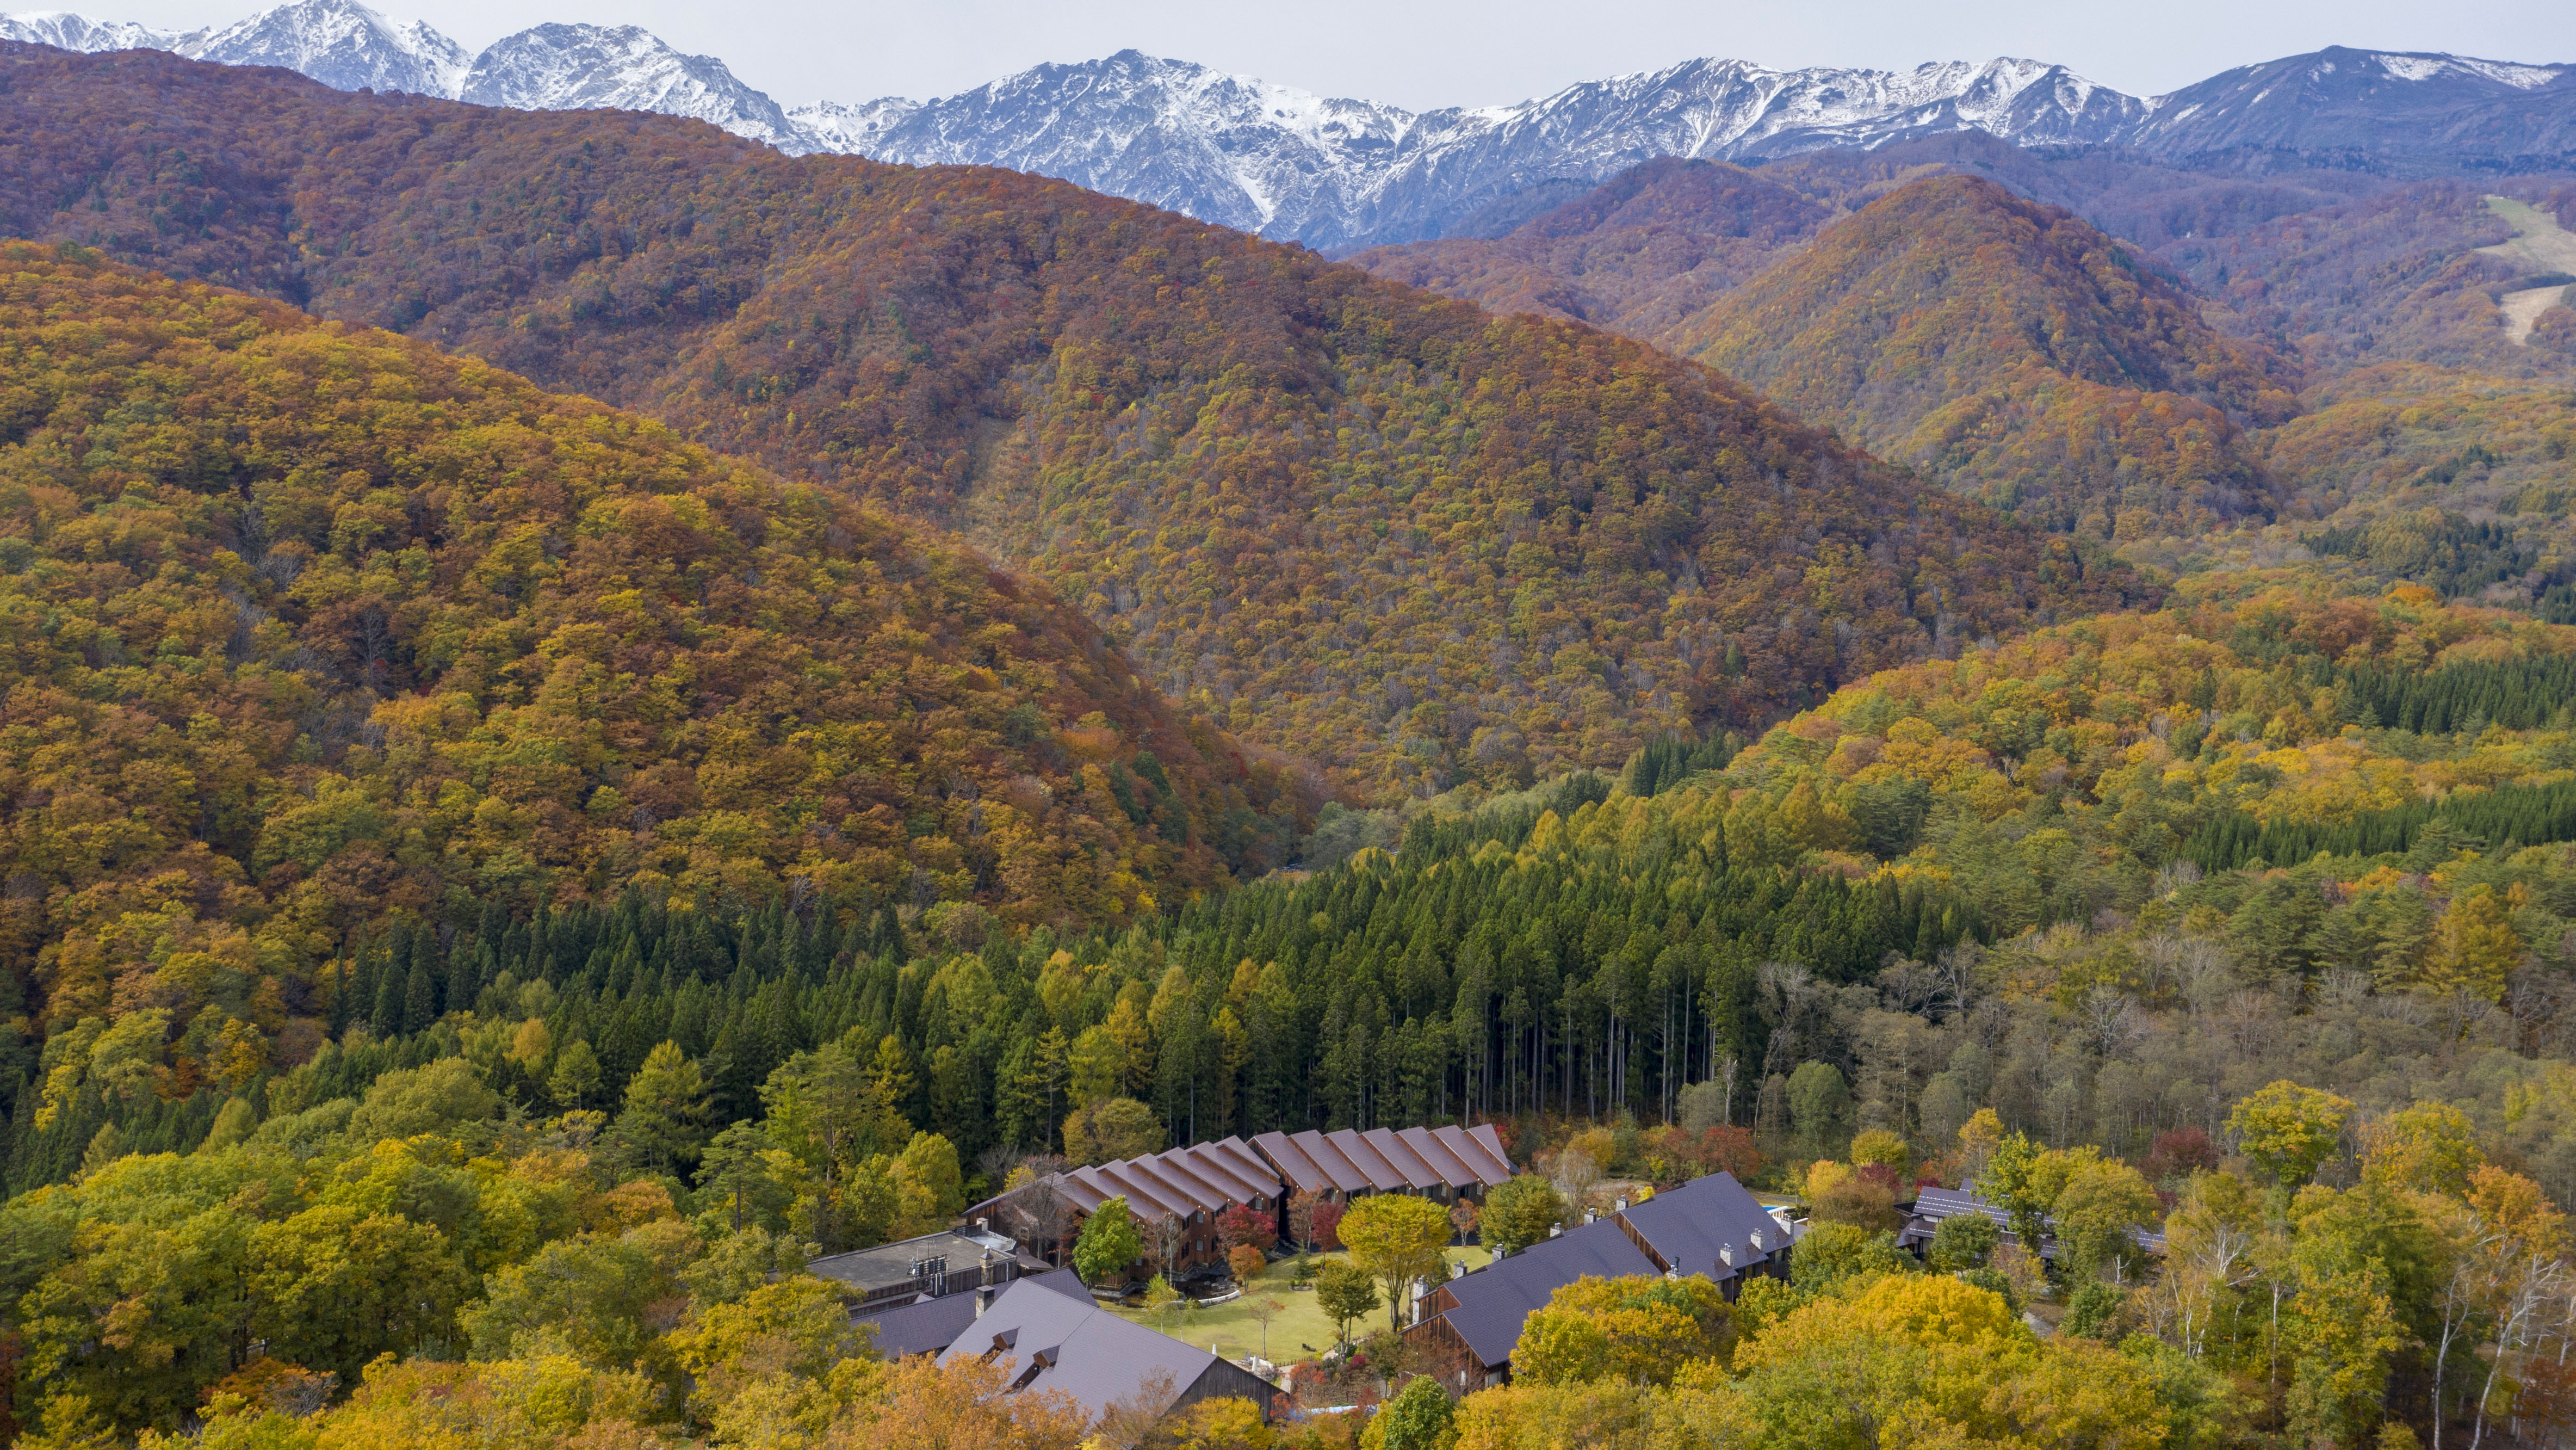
[1902,1186,2166,1258]
[1911,1186,2010,1229]
[807,1229,1021,1295]
[1615,1171,1784,1282]
[934,1274,1244,1420]
[853,1267,1091,1358]
[1430,1218,1659,1369]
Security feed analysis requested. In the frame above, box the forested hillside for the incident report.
[0,242,1323,1136]
[2165,181,2556,377]
[13,34,2576,1450]
[1348,158,1828,335]
[0,44,2144,802]
[1673,176,2305,539]
[22,575,2576,1443]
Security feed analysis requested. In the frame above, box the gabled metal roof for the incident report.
[851,1267,1091,1358]
[1337,1130,1407,1191]
[1900,1186,2166,1258]
[1423,1219,1659,1368]
[1396,1126,1473,1184]
[1361,1127,1439,1188]
[1433,1124,1515,1184]
[1248,1131,1330,1195]
[936,1276,1247,1421]
[1299,1131,1374,1193]
[1029,1137,1286,1226]
[1613,1171,1780,1282]
[1251,1125,1516,1194]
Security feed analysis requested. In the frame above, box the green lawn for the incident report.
[1106,1246,1495,1365]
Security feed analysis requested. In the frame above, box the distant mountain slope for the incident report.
[2163,181,2560,376]
[1348,157,1829,334]
[0,242,1299,1002]
[1674,176,2303,538]
[2225,363,2576,610]
[0,42,2148,800]
[840,51,2145,248]
[1345,133,2395,349]
[2130,46,2576,164]
[3,8,2572,243]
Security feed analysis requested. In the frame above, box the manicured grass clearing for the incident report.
[1105,1247,1495,1363]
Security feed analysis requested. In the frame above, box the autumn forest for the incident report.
[0,30,2574,1450]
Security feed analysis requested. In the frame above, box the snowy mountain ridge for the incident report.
[459,22,804,149]
[0,0,809,147]
[3,2,2568,246]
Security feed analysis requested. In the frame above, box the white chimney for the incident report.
[1750,1229,1767,1251]
[1719,1246,1734,1267]
[975,1285,998,1318]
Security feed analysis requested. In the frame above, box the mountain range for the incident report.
[4,0,2572,248]
[0,38,2146,803]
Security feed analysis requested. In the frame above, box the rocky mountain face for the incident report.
[2,1,2568,243]
[0,9,176,53]
[828,51,2150,248]
[460,23,804,148]
[189,0,466,96]
[0,0,807,146]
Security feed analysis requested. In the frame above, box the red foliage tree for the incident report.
[1308,1199,1346,1254]
[2143,1127,2220,1184]
[1216,1201,1277,1255]
[1698,1125,1764,1183]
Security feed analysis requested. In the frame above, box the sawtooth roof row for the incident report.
[1046,1134,1281,1223]
[1250,1125,1513,1196]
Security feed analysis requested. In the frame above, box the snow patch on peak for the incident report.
[0,9,184,51]
[462,23,802,147]
[2374,54,2447,81]
[2364,52,2564,89]
[2453,57,2566,89]
[187,0,468,97]
[788,97,919,154]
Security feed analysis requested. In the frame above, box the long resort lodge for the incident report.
[963,1124,1515,1280]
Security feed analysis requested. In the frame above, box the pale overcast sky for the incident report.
[87,0,2576,108]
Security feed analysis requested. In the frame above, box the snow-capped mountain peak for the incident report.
[186,0,467,97]
[1,11,2568,249]
[832,50,2148,246]
[0,8,185,51]
[461,23,805,150]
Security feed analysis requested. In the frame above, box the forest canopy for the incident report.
[0,241,1310,1120]
[0,42,2147,800]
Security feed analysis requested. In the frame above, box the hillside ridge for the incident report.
[0,42,2150,801]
